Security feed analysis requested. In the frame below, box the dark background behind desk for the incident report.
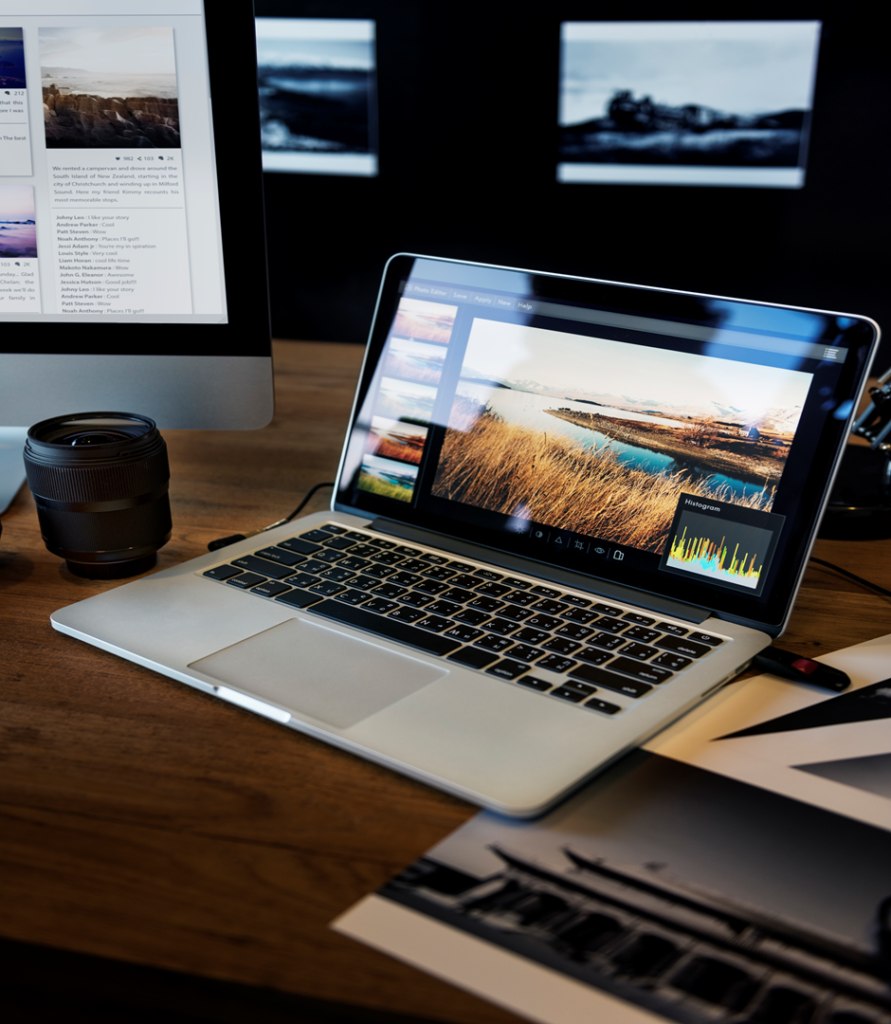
[258,0,890,368]
[2,341,890,1023]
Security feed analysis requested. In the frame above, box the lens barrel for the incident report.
[24,412,171,579]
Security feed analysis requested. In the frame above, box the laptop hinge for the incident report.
[368,518,711,624]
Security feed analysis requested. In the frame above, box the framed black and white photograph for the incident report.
[255,18,377,177]
[558,21,821,188]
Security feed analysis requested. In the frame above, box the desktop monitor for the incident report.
[0,0,273,512]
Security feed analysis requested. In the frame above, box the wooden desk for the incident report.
[2,340,890,1023]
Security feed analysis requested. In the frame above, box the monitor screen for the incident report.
[0,0,273,511]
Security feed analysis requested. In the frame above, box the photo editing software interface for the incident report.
[0,1,225,322]
[338,262,863,613]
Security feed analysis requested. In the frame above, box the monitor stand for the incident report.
[0,428,28,515]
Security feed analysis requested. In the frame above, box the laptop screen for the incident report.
[335,256,877,629]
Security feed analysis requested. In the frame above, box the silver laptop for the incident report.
[51,255,879,817]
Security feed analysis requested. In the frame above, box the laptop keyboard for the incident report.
[199,523,727,717]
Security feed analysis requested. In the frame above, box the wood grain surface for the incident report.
[1,340,890,1023]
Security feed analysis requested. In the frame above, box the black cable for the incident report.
[809,556,891,599]
[207,481,335,551]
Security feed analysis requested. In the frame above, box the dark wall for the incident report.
[257,1,890,367]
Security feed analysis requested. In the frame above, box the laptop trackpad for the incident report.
[189,617,447,729]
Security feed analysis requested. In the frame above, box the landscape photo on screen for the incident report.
[382,335,447,386]
[255,18,377,175]
[392,297,457,346]
[0,26,26,88]
[357,452,419,503]
[431,319,812,554]
[366,416,428,467]
[0,184,36,258]
[558,21,820,186]
[39,26,180,148]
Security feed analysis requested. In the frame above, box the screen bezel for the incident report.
[334,254,879,631]
[0,0,270,358]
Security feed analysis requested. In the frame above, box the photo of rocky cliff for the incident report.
[39,27,180,149]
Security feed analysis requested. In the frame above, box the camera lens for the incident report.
[24,412,171,579]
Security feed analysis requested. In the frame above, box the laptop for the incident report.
[51,255,880,817]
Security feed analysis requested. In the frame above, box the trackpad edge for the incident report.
[189,617,447,729]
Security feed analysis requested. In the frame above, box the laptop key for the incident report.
[334,589,373,606]
[655,635,711,658]
[349,574,381,591]
[416,615,454,633]
[502,590,539,607]
[444,624,484,643]
[300,529,331,543]
[255,546,306,567]
[576,647,613,667]
[689,631,724,647]
[624,626,660,644]
[390,571,423,587]
[562,607,598,624]
[320,524,346,534]
[531,585,561,598]
[568,664,653,698]
[593,603,622,617]
[653,651,692,671]
[275,589,325,609]
[474,634,513,652]
[226,572,267,590]
[204,564,243,581]
[338,555,372,571]
[517,676,551,691]
[308,580,346,597]
[657,621,689,636]
[310,600,461,657]
[232,555,296,580]
[364,597,399,614]
[287,571,321,588]
[500,605,533,622]
[541,636,579,655]
[621,642,660,661]
[584,697,621,715]
[508,644,545,662]
[486,659,530,680]
[533,599,568,616]
[587,631,626,651]
[390,606,426,623]
[594,615,628,633]
[279,537,322,555]
[448,647,499,669]
[484,617,520,636]
[400,590,436,608]
[537,654,578,674]
[251,580,292,599]
[623,612,655,626]
[610,658,673,684]
[319,567,355,583]
[513,627,550,645]
[452,607,491,626]
[322,536,354,550]
[551,686,586,703]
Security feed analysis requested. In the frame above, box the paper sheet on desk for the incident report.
[333,634,891,1024]
[644,631,891,831]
